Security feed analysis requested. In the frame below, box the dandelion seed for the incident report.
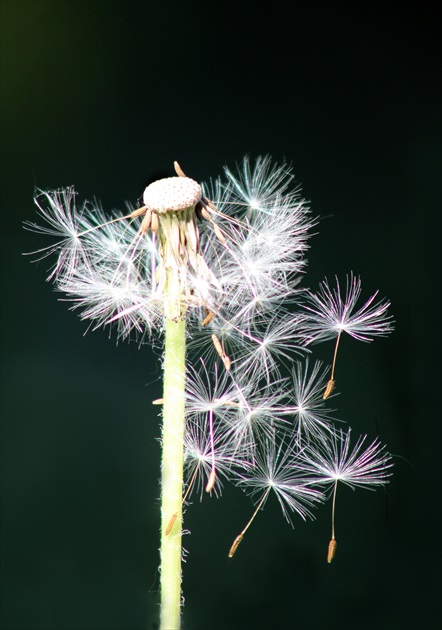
[301,429,393,560]
[233,312,307,382]
[302,428,394,490]
[299,274,393,392]
[300,274,394,344]
[229,434,324,555]
[183,362,250,500]
[221,376,292,455]
[183,412,245,500]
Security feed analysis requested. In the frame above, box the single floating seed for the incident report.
[152,398,164,405]
[323,378,335,400]
[327,538,337,563]
[228,534,244,558]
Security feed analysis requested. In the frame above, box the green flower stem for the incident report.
[160,307,186,629]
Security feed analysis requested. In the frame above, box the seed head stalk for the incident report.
[157,199,196,629]
[160,297,186,630]
[150,166,215,629]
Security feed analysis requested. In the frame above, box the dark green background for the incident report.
[1,2,440,629]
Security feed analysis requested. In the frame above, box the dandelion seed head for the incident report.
[143,176,202,213]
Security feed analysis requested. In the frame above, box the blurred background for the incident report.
[1,2,440,629]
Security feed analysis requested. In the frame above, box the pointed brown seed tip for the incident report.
[131,205,148,218]
[205,470,217,493]
[211,334,224,357]
[327,538,337,563]
[323,378,335,400]
[213,223,226,243]
[201,311,215,327]
[222,355,232,371]
[211,334,231,371]
[150,211,159,232]
[201,207,211,221]
[165,512,178,536]
[174,161,186,177]
[140,209,152,234]
[228,534,244,558]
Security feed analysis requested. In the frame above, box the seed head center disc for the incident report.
[143,177,202,214]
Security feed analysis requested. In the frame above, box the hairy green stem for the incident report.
[160,311,186,630]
